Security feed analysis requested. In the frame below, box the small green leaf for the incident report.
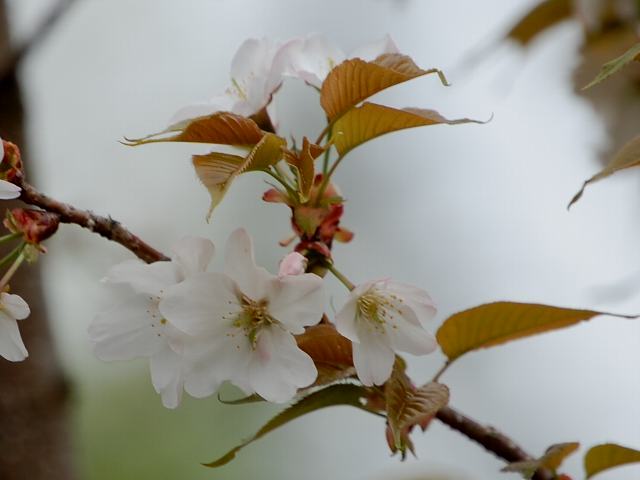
[505,0,572,46]
[568,134,640,208]
[331,102,482,156]
[583,42,640,90]
[204,384,374,468]
[502,442,580,479]
[585,443,640,478]
[436,302,635,363]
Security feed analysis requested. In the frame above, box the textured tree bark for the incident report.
[0,3,75,478]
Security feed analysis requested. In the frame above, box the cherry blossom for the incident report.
[0,292,30,362]
[0,140,21,200]
[159,228,324,403]
[89,236,215,408]
[335,279,437,386]
[172,37,282,123]
[273,34,399,88]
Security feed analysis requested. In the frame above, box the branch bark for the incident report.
[18,181,169,263]
[436,406,554,480]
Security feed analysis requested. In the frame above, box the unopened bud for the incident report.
[278,252,307,277]
[4,208,60,247]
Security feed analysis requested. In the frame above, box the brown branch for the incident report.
[436,406,554,480]
[18,181,169,264]
[0,0,77,81]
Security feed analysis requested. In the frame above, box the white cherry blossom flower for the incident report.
[0,292,30,362]
[89,236,215,408]
[172,38,282,123]
[160,229,324,403]
[0,139,21,200]
[273,34,399,89]
[335,279,437,386]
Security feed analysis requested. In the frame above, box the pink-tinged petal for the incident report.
[104,260,181,297]
[172,236,215,278]
[386,312,437,356]
[385,281,437,326]
[352,326,394,386]
[334,296,360,342]
[159,272,240,336]
[278,252,307,277]
[183,330,250,398]
[0,312,28,361]
[150,345,185,409]
[266,273,324,334]
[89,295,164,361]
[349,34,399,61]
[0,180,21,200]
[170,94,235,124]
[1,293,30,320]
[224,228,273,300]
[248,327,317,403]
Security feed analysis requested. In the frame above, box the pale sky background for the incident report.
[5,0,640,479]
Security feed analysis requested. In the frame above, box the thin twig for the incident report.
[18,181,168,264]
[0,0,78,81]
[436,406,554,480]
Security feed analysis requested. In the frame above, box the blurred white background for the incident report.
[5,0,640,478]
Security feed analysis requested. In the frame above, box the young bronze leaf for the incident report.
[385,362,449,455]
[568,134,640,208]
[193,133,285,219]
[583,42,640,90]
[320,54,448,122]
[284,137,324,200]
[331,102,482,156]
[204,384,373,468]
[296,324,354,386]
[124,112,264,146]
[585,443,640,478]
[505,0,572,46]
[193,152,245,219]
[502,442,580,479]
[436,302,636,363]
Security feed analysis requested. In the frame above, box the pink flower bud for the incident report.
[278,252,307,277]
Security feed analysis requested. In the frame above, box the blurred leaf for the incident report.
[284,137,324,200]
[568,134,640,208]
[124,112,264,146]
[385,362,449,457]
[436,302,635,362]
[204,384,373,468]
[331,102,482,156]
[506,0,572,46]
[296,324,354,386]
[502,442,579,479]
[583,42,640,89]
[585,443,640,478]
[320,54,448,122]
[193,133,285,218]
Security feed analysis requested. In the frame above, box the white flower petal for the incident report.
[348,34,399,61]
[224,228,273,300]
[104,259,181,297]
[159,272,240,336]
[183,330,250,398]
[385,281,436,325]
[334,296,359,342]
[0,179,21,200]
[171,236,215,278]
[170,94,235,124]
[352,326,395,386]
[1,292,30,320]
[0,311,28,361]
[267,273,324,334]
[248,326,316,403]
[386,312,438,355]
[89,294,164,361]
[150,344,185,409]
